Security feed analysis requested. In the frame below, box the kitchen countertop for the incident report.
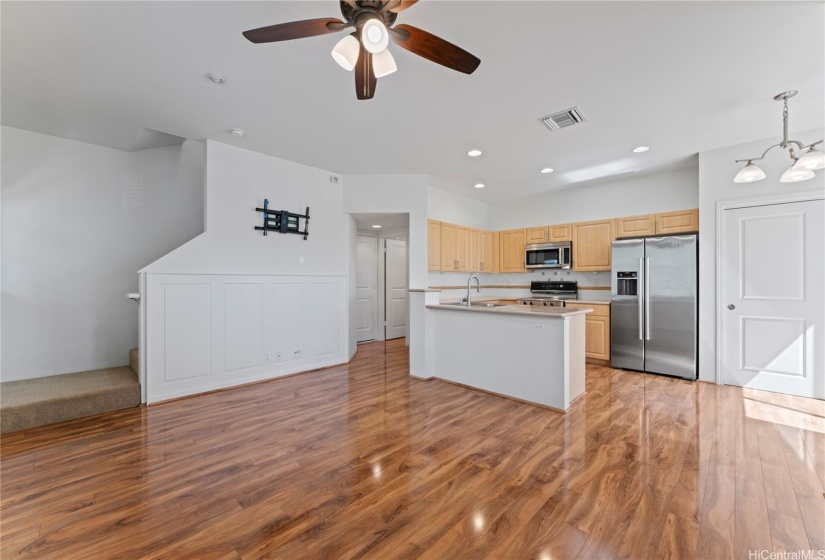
[426,303,591,318]
[569,299,610,305]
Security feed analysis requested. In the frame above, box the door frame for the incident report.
[716,190,825,386]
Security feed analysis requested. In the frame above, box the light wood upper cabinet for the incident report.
[499,229,526,273]
[440,222,457,271]
[428,220,442,271]
[572,219,615,272]
[616,214,656,238]
[467,228,480,272]
[480,231,499,273]
[565,303,610,362]
[548,224,573,242]
[656,209,698,235]
[526,226,549,244]
[455,226,469,271]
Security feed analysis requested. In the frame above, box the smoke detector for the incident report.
[539,107,586,131]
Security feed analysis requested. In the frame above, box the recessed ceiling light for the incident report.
[540,167,554,174]
[474,183,485,189]
[372,224,382,228]
[229,128,246,138]
[467,149,482,157]
[208,73,226,84]
[633,146,650,153]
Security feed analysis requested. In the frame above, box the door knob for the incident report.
[727,304,735,310]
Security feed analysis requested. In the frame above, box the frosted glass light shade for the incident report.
[794,147,825,171]
[733,162,766,183]
[331,35,359,71]
[372,49,397,78]
[361,19,389,54]
[780,165,815,183]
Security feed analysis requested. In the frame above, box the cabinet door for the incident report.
[455,226,469,271]
[548,224,573,242]
[440,222,457,270]
[526,226,549,244]
[467,229,480,272]
[572,220,615,272]
[655,209,699,234]
[499,229,526,272]
[480,231,498,273]
[616,214,656,238]
[428,220,442,271]
[565,303,611,362]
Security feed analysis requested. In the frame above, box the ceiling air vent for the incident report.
[540,107,586,131]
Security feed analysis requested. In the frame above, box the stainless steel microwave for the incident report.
[525,241,572,269]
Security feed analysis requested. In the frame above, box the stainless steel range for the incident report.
[517,281,578,307]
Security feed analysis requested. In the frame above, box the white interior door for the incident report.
[355,236,378,342]
[385,239,408,340]
[721,197,824,399]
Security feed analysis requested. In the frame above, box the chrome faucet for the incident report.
[463,275,481,305]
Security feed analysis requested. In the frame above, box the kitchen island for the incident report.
[410,291,590,411]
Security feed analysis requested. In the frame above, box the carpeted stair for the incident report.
[0,349,141,434]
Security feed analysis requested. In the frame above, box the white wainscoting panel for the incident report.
[163,284,212,382]
[272,282,305,363]
[224,283,263,373]
[312,281,343,357]
[145,274,348,403]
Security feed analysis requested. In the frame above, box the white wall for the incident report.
[141,141,351,401]
[488,167,699,230]
[347,216,358,358]
[1,126,204,381]
[427,185,489,230]
[698,127,824,382]
[342,174,429,288]
[145,141,349,275]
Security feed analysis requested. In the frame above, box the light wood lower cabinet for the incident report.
[428,220,442,271]
[499,229,526,272]
[564,302,610,363]
[572,219,615,271]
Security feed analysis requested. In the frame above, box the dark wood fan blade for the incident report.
[390,0,419,13]
[390,24,480,74]
[243,18,345,44]
[354,44,377,100]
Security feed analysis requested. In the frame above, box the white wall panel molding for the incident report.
[145,273,347,403]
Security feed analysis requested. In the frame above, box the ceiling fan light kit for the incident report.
[733,90,824,184]
[243,0,480,100]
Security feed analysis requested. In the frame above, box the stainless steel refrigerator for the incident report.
[610,235,697,380]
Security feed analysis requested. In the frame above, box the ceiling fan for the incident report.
[242,0,481,100]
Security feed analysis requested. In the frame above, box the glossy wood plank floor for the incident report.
[2,340,824,559]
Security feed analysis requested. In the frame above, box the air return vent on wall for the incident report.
[540,107,586,131]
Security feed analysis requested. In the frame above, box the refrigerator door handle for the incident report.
[638,257,644,340]
[645,257,651,340]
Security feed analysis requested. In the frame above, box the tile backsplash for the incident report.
[428,270,612,301]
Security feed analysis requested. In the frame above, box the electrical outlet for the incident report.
[264,353,271,363]
[294,349,302,358]
[275,351,282,361]
[533,324,545,331]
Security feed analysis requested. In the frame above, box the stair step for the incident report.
[0,367,140,434]
[129,348,139,376]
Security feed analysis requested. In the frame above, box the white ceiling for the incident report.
[2,1,823,203]
[351,212,409,231]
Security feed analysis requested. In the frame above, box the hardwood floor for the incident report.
[2,339,823,559]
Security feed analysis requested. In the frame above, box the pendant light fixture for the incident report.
[733,91,823,184]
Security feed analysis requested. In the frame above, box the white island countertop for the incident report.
[426,303,591,318]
